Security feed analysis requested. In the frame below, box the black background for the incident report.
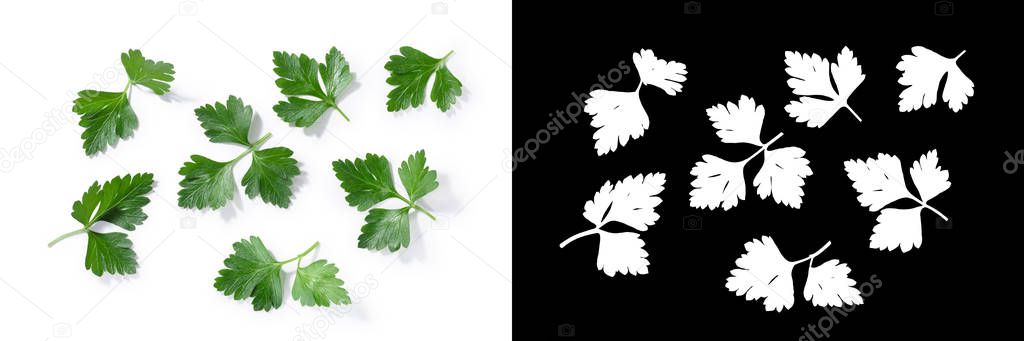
[514,1,1021,339]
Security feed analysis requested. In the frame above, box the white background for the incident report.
[0,0,511,340]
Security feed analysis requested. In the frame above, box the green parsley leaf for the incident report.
[385,46,462,112]
[49,173,153,277]
[85,231,137,276]
[74,50,174,155]
[215,237,349,311]
[272,47,352,126]
[242,147,300,208]
[273,98,331,128]
[398,150,439,203]
[358,207,411,252]
[214,236,283,312]
[179,97,300,209]
[177,155,236,210]
[333,150,439,252]
[121,49,175,95]
[194,95,253,146]
[321,47,354,101]
[331,153,398,211]
[74,90,137,156]
[292,260,351,307]
[71,173,154,231]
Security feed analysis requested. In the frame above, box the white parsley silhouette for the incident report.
[897,46,974,112]
[726,236,863,312]
[784,47,865,127]
[845,150,951,252]
[560,173,665,277]
[585,49,687,156]
[690,96,812,210]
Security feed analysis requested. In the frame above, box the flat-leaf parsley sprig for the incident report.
[73,50,175,155]
[385,46,462,112]
[48,173,154,276]
[272,47,354,127]
[177,96,300,209]
[333,150,439,252]
[214,236,351,311]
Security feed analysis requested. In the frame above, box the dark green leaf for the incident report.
[273,97,331,127]
[242,147,300,208]
[332,154,398,211]
[397,150,438,203]
[213,236,283,312]
[430,64,462,112]
[85,231,137,276]
[121,49,175,95]
[71,173,154,230]
[319,47,353,100]
[177,155,236,209]
[272,51,325,98]
[358,207,411,252]
[385,46,461,112]
[73,90,136,156]
[194,95,253,146]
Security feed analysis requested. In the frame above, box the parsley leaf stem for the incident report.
[412,204,436,220]
[230,132,272,164]
[276,241,320,266]
[394,193,436,220]
[328,101,350,122]
[123,80,133,95]
[47,227,88,248]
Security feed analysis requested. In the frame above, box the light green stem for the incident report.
[277,241,320,266]
[48,228,88,248]
[231,132,272,163]
[122,81,134,101]
[395,195,437,220]
[328,102,351,122]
